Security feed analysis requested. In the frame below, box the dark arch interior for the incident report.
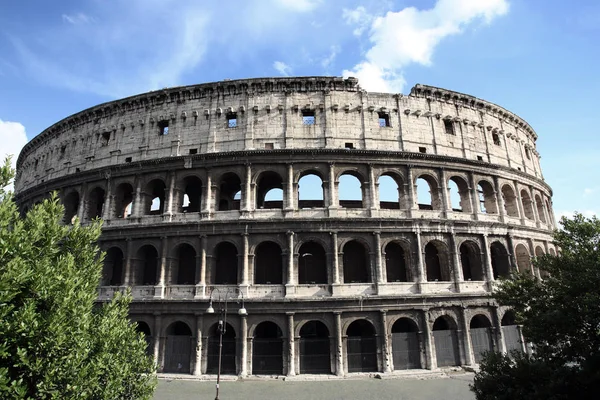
[103,247,124,286]
[63,191,80,223]
[253,322,283,375]
[137,245,158,285]
[298,241,327,284]
[254,321,283,338]
[343,240,370,283]
[385,242,408,282]
[114,183,134,218]
[501,311,517,326]
[425,242,448,282]
[214,242,238,284]
[346,320,377,373]
[470,315,492,329]
[146,179,166,215]
[460,242,484,281]
[207,322,236,374]
[433,317,454,331]
[490,242,511,279]
[218,173,242,211]
[299,321,331,374]
[182,176,202,213]
[255,241,282,284]
[300,320,329,337]
[176,244,196,285]
[136,321,152,336]
[392,318,418,333]
[256,171,283,209]
[87,187,105,219]
[167,321,192,336]
[347,319,375,337]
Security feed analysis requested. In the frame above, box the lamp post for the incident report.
[205,287,247,400]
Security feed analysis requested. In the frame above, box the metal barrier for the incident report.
[252,339,283,375]
[347,336,377,372]
[391,332,421,369]
[299,337,331,374]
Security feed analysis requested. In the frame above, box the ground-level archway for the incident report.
[346,320,378,373]
[501,311,524,355]
[470,315,493,363]
[391,318,421,370]
[164,321,193,373]
[299,321,331,374]
[206,322,236,375]
[252,321,283,375]
[432,316,460,367]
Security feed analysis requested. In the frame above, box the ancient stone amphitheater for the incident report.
[14,76,555,377]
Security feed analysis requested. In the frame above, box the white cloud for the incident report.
[62,13,93,25]
[321,45,340,69]
[274,0,321,12]
[343,0,509,92]
[273,61,292,76]
[342,6,373,36]
[555,209,598,221]
[583,187,596,196]
[0,119,28,192]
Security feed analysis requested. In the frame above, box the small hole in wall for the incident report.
[477,156,483,161]
[345,142,354,149]
[265,142,274,150]
[75,168,81,173]
[189,149,198,155]
[125,157,132,163]
[419,147,427,153]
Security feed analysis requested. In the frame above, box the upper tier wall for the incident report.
[15,77,542,193]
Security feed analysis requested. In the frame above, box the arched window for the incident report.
[207,323,236,374]
[520,190,534,220]
[346,320,377,372]
[298,241,327,284]
[254,241,283,284]
[378,174,401,209]
[63,191,80,223]
[385,242,409,282]
[535,195,546,223]
[477,181,497,214]
[342,240,370,283]
[135,321,153,355]
[256,171,283,209]
[460,241,484,281]
[515,244,531,273]
[501,185,519,217]
[173,244,196,285]
[214,242,238,284]
[181,176,202,213]
[339,173,363,208]
[425,241,450,281]
[490,242,511,279]
[164,322,192,373]
[432,316,460,367]
[253,322,283,375]
[114,183,134,218]
[391,318,421,370]
[448,176,471,213]
[135,245,158,285]
[298,173,324,208]
[145,179,166,215]
[217,173,242,211]
[103,247,124,286]
[86,187,105,220]
[470,315,493,363]
[416,175,440,210]
[299,321,331,374]
[501,311,524,354]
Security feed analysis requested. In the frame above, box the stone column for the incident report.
[155,236,168,298]
[482,234,494,284]
[439,168,450,217]
[101,180,112,220]
[195,235,207,298]
[331,232,340,284]
[373,231,383,288]
[493,176,506,223]
[334,312,344,375]
[415,230,425,285]
[406,167,416,215]
[287,312,296,376]
[241,233,249,287]
[469,172,480,219]
[77,183,88,220]
[514,181,526,223]
[368,164,378,212]
[202,171,212,216]
[530,186,541,227]
[449,232,462,292]
[460,307,474,366]
[132,177,144,218]
[194,314,203,375]
[492,307,506,353]
[327,163,338,209]
[244,163,252,211]
[286,231,295,296]
[423,310,436,369]
[153,313,162,371]
[380,310,392,373]
[285,164,294,211]
[506,234,518,272]
[240,314,248,376]
[124,238,134,286]
[165,171,176,216]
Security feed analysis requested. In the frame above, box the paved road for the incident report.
[153,374,475,400]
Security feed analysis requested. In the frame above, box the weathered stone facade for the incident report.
[15,77,554,376]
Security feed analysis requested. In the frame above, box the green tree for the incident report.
[0,157,156,399]
[471,213,600,399]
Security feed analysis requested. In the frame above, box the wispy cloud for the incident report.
[273,61,292,76]
[274,0,321,12]
[321,45,340,69]
[62,13,94,25]
[342,0,509,92]
[0,119,28,192]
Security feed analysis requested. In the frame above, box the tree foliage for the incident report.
[0,158,156,399]
[471,213,600,399]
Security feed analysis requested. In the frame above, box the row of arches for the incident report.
[56,167,553,226]
[102,238,518,287]
[137,311,523,375]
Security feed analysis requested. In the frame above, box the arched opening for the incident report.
[515,244,531,273]
[207,322,236,375]
[145,179,166,215]
[135,245,158,285]
[520,190,534,220]
[416,177,435,210]
[342,240,370,283]
[217,173,242,211]
[501,185,519,217]
[549,248,556,257]
[214,242,239,284]
[432,316,460,367]
[298,173,324,208]
[448,176,471,213]
[391,318,421,370]
[254,241,283,284]
[164,321,192,373]
[425,241,450,282]
[299,321,331,374]
[298,241,327,284]
[470,315,493,363]
[490,242,511,279]
[174,244,196,285]
[535,246,548,278]
[378,174,401,209]
[346,320,377,372]
[501,311,523,354]
[535,195,546,223]
[114,183,134,218]
[86,187,105,220]
[181,176,202,213]
[460,241,484,281]
[103,247,124,286]
[339,173,363,208]
[545,199,554,225]
[385,242,409,282]
[252,321,283,375]
[63,191,79,224]
[256,171,283,209]
[135,321,153,356]
[477,181,498,214]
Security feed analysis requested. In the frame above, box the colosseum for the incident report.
[14,76,555,377]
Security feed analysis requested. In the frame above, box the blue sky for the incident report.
[0,0,599,219]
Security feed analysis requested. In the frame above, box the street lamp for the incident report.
[205,287,247,400]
